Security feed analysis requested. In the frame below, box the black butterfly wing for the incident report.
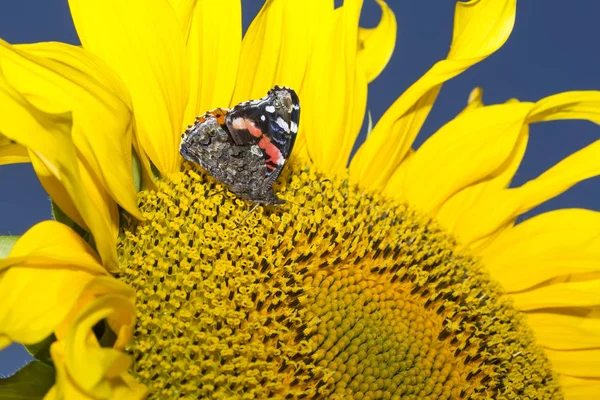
[225,86,300,188]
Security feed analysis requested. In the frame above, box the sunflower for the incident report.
[1,0,599,399]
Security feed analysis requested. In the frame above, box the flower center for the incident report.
[116,162,562,399]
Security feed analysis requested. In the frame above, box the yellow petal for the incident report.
[18,41,133,108]
[433,129,528,236]
[526,313,600,350]
[560,376,600,400]
[350,0,517,189]
[387,102,532,214]
[357,0,396,83]
[166,0,195,34]
[29,152,120,272]
[232,0,330,104]
[0,268,94,348]
[64,294,136,396]
[0,221,105,273]
[0,221,105,348]
[302,0,367,173]
[10,41,143,219]
[384,149,414,201]
[479,209,600,292]
[46,339,146,400]
[54,276,136,346]
[458,87,484,116]
[0,76,119,269]
[529,91,600,124]
[434,92,525,242]
[68,0,189,175]
[511,280,600,310]
[544,348,600,377]
[0,135,29,164]
[27,153,86,232]
[21,41,154,190]
[451,91,600,246]
[463,139,600,247]
[176,0,241,126]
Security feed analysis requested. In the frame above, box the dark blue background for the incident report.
[1,0,599,377]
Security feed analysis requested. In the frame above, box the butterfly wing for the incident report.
[225,86,300,187]
[180,109,273,198]
[179,109,237,185]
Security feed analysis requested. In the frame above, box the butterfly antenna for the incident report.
[208,188,227,198]
[235,203,261,229]
[285,199,315,212]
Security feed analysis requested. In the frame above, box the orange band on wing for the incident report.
[230,117,283,170]
[259,136,282,170]
[197,108,228,125]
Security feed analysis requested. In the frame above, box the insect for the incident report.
[179,85,300,211]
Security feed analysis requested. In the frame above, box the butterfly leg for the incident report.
[235,203,262,229]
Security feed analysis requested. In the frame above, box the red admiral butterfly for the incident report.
[179,86,300,207]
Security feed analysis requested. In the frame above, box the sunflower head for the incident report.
[115,161,560,399]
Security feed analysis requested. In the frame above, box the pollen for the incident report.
[116,162,562,399]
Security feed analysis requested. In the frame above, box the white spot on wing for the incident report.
[265,105,276,113]
[231,117,246,130]
[290,121,298,133]
[276,117,289,131]
[250,145,262,157]
[260,115,266,121]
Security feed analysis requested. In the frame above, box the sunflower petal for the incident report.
[0,221,106,348]
[544,348,600,377]
[479,209,600,292]
[458,87,484,116]
[68,0,189,174]
[461,139,600,247]
[0,54,83,228]
[0,72,119,269]
[387,102,532,214]
[357,0,396,83]
[0,236,19,258]
[350,0,517,189]
[433,94,526,243]
[176,0,241,126]
[529,91,600,124]
[0,268,94,349]
[560,376,600,400]
[54,276,136,346]
[47,339,146,400]
[0,221,105,274]
[64,293,136,396]
[10,41,142,219]
[166,0,195,33]
[384,150,413,200]
[302,0,367,172]
[511,280,600,310]
[526,313,600,350]
[451,91,600,246]
[0,135,29,165]
[27,153,87,231]
[232,0,330,104]
[433,129,528,236]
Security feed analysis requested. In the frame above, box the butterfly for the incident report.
[179,85,300,207]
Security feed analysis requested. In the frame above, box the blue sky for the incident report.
[1,0,599,375]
